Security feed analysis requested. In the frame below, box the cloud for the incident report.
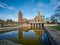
[6,15,17,21]
[0,4,5,8]
[0,14,17,21]
[38,3,43,8]
[37,0,59,7]
[32,0,35,3]
[50,0,57,5]
[7,6,15,10]
[38,2,47,8]
[0,3,15,10]
[32,8,37,12]
[37,0,60,10]
[54,1,60,9]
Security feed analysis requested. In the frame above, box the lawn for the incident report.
[50,25,60,31]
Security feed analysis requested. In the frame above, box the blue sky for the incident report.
[0,0,60,21]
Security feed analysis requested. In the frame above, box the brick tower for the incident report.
[18,11,23,23]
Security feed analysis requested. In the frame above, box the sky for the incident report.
[0,0,60,21]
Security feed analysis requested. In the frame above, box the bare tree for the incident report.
[50,15,57,23]
[46,17,50,24]
[0,20,5,27]
[50,5,60,23]
[54,5,60,23]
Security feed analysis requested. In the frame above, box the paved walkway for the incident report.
[0,26,23,32]
[46,27,60,45]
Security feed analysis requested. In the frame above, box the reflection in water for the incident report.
[42,30,51,45]
[17,29,23,43]
[34,30,42,37]
[17,29,43,45]
[0,30,18,41]
[18,29,22,39]
[0,28,50,45]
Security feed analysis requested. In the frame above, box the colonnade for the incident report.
[31,23,44,29]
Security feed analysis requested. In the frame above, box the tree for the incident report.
[50,5,60,23]
[54,5,60,23]
[0,20,5,27]
[50,15,57,23]
[55,5,60,13]
[6,19,14,24]
[46,17,50,24]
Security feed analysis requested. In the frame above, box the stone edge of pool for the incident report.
[45,27,60,45]
[0,26,27,32]
[0,40,23,45]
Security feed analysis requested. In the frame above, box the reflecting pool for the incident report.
[0,29,50,45]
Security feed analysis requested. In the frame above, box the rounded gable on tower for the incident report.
[18,10,23,16]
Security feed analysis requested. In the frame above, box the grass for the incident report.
[50,25,60,31]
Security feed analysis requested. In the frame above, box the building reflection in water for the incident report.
[17,28,43,45]
[33,29,42,37]
[17,29,23,43]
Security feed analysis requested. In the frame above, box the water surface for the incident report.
[0,29,50,45]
